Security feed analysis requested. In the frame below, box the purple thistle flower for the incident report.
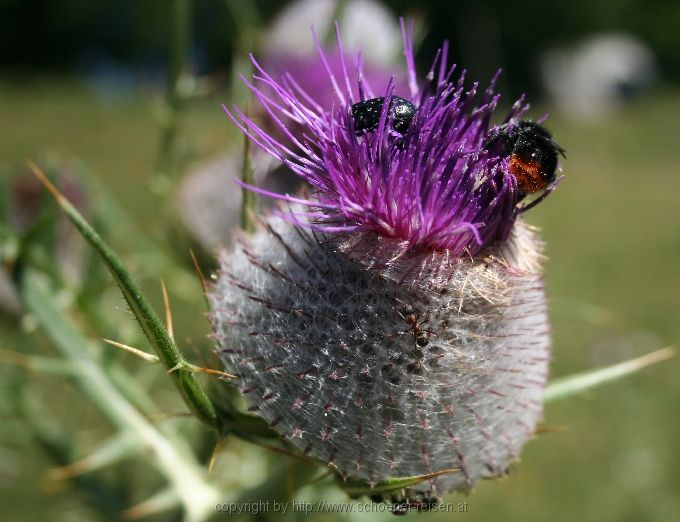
[225,20,560,256]
[177,49,406,251]
[211,19,563,501]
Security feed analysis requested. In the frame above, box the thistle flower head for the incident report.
[225,20,561,256]
[212,19,562,501]
[178,46,405,250]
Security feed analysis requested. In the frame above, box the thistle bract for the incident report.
[210,20,560,498]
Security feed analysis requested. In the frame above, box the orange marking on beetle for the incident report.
[508,155,548,194]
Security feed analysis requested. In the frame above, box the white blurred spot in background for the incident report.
[264,0,402,64]
[541,33,658,120]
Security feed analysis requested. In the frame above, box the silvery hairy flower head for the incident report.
[210,20,564,500]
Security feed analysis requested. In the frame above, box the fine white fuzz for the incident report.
[209,212,550,497]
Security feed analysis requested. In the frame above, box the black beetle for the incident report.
[351,96,417,135]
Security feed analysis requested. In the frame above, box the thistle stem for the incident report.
[29,162,220,431]
[240,131,257,234]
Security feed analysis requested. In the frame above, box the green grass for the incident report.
[1,76,679,521]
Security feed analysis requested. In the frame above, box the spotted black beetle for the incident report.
[351,96,417,136]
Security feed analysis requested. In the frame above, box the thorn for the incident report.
[416,467,461,481]
[102,339,160,363]
[145,412,194,423]
[47,432,136,480]
[306,469,334,486]
[630,345,675,366]
[122,488,178,520]
[188,363,237,380]
[207,436,227,474]
[545,346,676,402]
[27,160,66,206]
[167,362,183,374]
[189,249,210,309]
[165,360,236,379]
[160,279,174,342]
[256,441,313,462]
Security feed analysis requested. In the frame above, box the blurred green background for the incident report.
[1,1,679,521]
